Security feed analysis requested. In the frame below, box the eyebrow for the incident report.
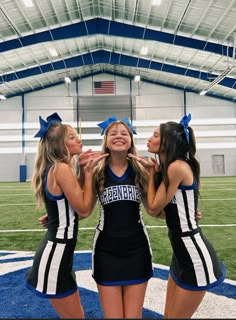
[109,129,128,133]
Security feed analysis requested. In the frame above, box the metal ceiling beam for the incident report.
[2,50,235,90]
[0,18,234,57]
[5,69,235,104]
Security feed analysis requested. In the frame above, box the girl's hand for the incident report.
[84,153,109,173]
[196,209,202,222]
[39,214,48,229]
[149,156,159,171]
[78,149,103,167]
[128,153,156,171]
[78,150,106,185]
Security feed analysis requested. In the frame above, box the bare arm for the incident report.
[147,162,184,215]
[78,149,96,187]
[56,153,108,218]
[128,154,183,215]
[141,193,166,219]
[128,153,166,217]
[77,149,103,217]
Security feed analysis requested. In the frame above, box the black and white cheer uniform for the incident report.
[164,174,225,290]
[92,163,153,286]
[25,168,79,298]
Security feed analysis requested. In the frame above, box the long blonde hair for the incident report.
[94,121,148,193]
[31,123,76,208]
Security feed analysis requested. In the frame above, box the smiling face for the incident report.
[65,125,82,156]
[105,122,132,153]
[147,127,160,154]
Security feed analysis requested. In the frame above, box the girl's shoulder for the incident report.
[168,160,191,178]
[54,161,71,172]
[51,162,73,182]
[168,160,193,186]
[168,159,187,170]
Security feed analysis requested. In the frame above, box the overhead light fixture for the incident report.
[199,66,234,96]
[199,90,207,96]
[64,76,71,84]
[22,0,34,8]
[152,0,162,5]
[0,94,6,100]
[49,48,58,57]
[140,47,148,55]
[134,75,141,82]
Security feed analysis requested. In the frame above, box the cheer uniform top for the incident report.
[25,167,79,298]
[164,168,225,290]
[92,163,153,286]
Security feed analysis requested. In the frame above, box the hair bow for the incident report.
[34,112,62,138]
[97,116,136,135]
[179,113,191,143]
[121,118,137,135]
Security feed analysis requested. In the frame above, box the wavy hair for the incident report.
[94,120,148,193]
[31,123,76,208]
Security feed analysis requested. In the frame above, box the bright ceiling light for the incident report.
[134,75,141,82]
[200,90,207,96]
[0,94,6,100]
[64,76,71,83]
[22,0,34,8]
[199,66,234,96]
[49,48,58,57]
[152,0,162,6]
[140,47,148,55]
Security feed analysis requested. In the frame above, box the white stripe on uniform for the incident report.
[36,241,53,292]
[67,205,75,239]
[57,199,67,239]
[47,243,66,294]
[176,190,195,233]
[182,236,207,286]
[194,233,218,283]
[182,233,217,286]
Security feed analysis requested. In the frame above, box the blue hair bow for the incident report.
[97,116,137,135]
[179,113,191,143]
[34,112,62,138]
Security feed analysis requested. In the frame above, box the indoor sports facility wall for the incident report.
[0,74,235,182]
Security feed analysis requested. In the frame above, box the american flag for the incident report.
[93,81,115,94]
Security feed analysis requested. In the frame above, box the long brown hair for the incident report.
[159,121,200,191]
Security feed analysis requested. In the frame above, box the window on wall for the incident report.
[212,155,225,175]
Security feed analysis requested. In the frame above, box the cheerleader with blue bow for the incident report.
[129,114,225,318]
[25,112,107,319]
[89,116,153,319]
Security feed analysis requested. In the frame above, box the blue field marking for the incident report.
[0,251,13,257]
[0,250,235,319]
[0,256,33,263]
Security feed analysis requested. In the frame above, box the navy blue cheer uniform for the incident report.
[164,173,225,290]
[25,168,79,298]
[92,163,153,286]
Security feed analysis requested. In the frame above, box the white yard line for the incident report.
[1,197,236,207]
[203,188,236,191]
[0,193,33,196]
[0,203,36,206]
[0,224,235,233]
[200,198,236,200]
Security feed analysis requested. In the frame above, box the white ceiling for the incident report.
[0,0,236,102]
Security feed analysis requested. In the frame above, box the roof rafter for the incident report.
[2,50,235,90]
[0,18,234,57]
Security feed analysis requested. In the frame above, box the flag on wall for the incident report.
[93,80,115,94]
